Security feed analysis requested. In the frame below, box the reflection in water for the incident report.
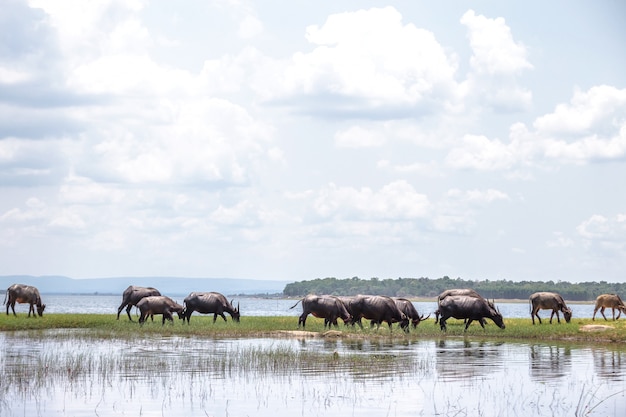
[593,348,625,381]
[529,344,572,382]
[435,339,504,381]
[0,331,625,417]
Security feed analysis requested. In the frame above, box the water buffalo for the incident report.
[136,296,184,325]
[117,285,161,321]
[529,292,572,325]
[182,292,240,324]
[438,295,505,331]
[4,284,46,317]
[435,289,487,324]
[393,297,430,328]
[347,295,409,332]
[290,294,351,328]
[592,294,626,321]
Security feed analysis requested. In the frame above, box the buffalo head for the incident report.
[490,306,506,329]
[37,304,46,317]
[231,300,241,323]
[563,307,572,323]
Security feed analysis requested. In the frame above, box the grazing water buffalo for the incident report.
[592,294,626,321]
[117,285,161,321]
[290,294,351,328]
[182,292,240,324]
[438,295,505,332]
[4,284,46,317]
[136,296,184,325]
[435,289,487,324]
[348,295,409,332]
[393,297,430,328]
[529,292,572,325]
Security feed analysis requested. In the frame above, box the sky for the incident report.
[1,1,625,283]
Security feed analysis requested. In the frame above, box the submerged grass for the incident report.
[1,313,626,345]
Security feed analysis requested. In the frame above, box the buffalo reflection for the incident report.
[435,339,504,381]
[593,348,625,381]
[529,344,572,382]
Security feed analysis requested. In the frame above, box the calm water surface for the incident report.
[39,294,598,319]
[0,331,624,417]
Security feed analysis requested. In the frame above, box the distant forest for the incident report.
[282,276,626,301]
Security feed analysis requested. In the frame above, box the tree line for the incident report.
[282,276,626,301]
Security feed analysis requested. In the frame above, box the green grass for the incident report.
[1,313,625,344]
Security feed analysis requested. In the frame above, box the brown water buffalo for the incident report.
[393,297,429,328]
[438,295,505,331]
[347,295,409,332]
[290,294,351,328]
[4,284,46,317]
[592,294,626,321]
[529,292,572,324]
[182,292,240,324]
[136,296,184,325]
[117,285,162,321]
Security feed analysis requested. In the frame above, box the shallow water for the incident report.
[0,331,624,417]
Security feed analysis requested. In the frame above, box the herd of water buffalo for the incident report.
[4,283,626,331]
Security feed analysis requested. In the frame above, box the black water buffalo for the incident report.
[290,294,351,328]
[393,297,429,328]
[348,295,409,332]
[182,292,240,324]
[438,295,505,331]
[136,296,184,325]
[117,285,161,321]
[592,294,626,321]
[4,284,46,317]
[529,292,572,325]
[435,289,484,324]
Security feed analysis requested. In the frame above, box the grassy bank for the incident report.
[2,313,626,345]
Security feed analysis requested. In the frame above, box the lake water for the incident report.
[0,331,624,417]
[29,294,599,320]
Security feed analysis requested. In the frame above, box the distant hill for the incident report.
[0,275,291,296]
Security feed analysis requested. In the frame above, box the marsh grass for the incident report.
[1,313,626,344]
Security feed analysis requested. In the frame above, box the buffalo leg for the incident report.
[162,311,173,325]
[9,302,17,317]
[439,318,447,332]
[298,313,307,328]
[183,308,193,324]
[116,303,127,320]
[126,305,134,321]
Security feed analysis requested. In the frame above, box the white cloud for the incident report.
[446,188,510,204]
[335,125,386,148]
[446,86,626,171]
[461,10,532,75]
[460,10,533,112]
[273,7,459,116]
[313,180,431,220]
[535,85,626,137]
[445,134,518,171]
[238,14,263,39]
[577,214,626,241]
